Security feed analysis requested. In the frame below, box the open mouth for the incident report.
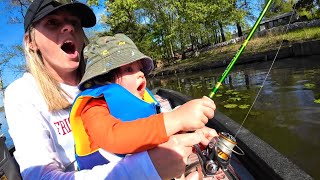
[61,41,76,54]
[137,81,146,97]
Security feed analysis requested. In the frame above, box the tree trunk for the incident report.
[236,22,243,37]
[214,29,218,44]
[169,40,174,59]
[218,22,226,42]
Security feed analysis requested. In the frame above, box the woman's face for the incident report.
[114,60,147,99]
[30,10,85,82]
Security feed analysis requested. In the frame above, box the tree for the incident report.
[235,0,252,37]
[296,0,320,19]
[264,0,294,17]
[0,44,25,96]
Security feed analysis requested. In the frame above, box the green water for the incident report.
[148,55,320,179]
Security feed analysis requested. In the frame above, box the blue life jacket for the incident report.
[70,84,160,170]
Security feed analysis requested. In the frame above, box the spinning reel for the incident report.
[187,132,244,179]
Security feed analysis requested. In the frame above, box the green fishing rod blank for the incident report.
[209,0,273,98]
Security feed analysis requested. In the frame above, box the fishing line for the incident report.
[234,2,298,137]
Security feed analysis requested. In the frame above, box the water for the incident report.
[148,55,320,179]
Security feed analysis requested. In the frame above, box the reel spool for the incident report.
[215,132,237,161]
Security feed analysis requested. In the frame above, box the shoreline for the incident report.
[150,39,320,77]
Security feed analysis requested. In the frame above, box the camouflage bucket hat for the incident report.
[79,33,154,90]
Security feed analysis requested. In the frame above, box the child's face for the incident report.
[115,60,146,99]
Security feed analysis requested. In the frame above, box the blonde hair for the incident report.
[24,26,87,112]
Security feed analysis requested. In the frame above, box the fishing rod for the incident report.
[209,0,273,98]
[191,0,274,178]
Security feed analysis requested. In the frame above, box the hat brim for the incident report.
[30,1,95,30]
[79,48,154,90]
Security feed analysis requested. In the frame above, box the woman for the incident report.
[4,0,221,179]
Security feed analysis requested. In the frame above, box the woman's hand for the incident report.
[195,126,219,146]
[148,132,202,179]
[185,169,226,180]
[148,126,220,179]
[184,127,223,180]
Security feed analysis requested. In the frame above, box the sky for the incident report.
[0,1,24,46]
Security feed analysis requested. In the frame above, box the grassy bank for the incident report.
[152,26,320,75]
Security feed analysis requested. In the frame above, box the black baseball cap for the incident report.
[24,0,96,32]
